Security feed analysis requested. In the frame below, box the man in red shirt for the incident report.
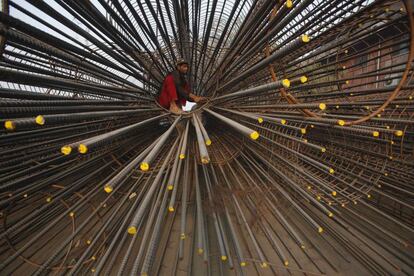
[157,59,205,114]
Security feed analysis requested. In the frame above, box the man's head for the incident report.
[176,58,189,74]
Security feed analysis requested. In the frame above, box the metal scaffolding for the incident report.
[0,0,413,275]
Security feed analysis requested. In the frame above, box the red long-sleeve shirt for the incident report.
[157,71,190,109]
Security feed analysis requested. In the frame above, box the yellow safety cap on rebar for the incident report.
[179,153,185,159]
[69,212,75,217]
[300,76,308,83]
[344,49,348,54]
[300,128,306,134]
[384,172,388,176]
[46,197,52,203]
[180,233,186,240]
[328,212,334,218]
[281,119,287,125]
[91,256,96,261]
[409,96,413,100]
[86,240,91,245]
[389,156,393,160]
[307,185,311,190]
[386,125,390,129]
[321,147,326,153]
[201,157,210,164]
[310,124,314,128]
[395,130,403,136]
[286,0,293,8]
[301,34,310,43]
[317,196,321,201]
[198,248,204,254]
[373,131,379,137]
[61,145,72,155]
[205,139,212,146]
[258,117,264,124]
[367,194,371,199]
[240,262,247,267]
[91,268,96,273]
[33,115,45,126]
[342,65,346,70]
[250,131,260,140]
[332,191,337,196]
[128,226,137,235]
[345,80,350,84]
[336,105,339,109]
[282,79,290,88]
[23,194,28,198]
[329,168,335,174]
[168,206,174,212]
[377,114,381,118]
[301,244,306,249]
[78,144,88,154]
[390,141,394,145]
[319,103,326,110]
[104,185,113,193]
[284,260,289,266]
[337,120,345,126]
[341,203,346,207]
[328,202,332,206]
[167,184,174,191]
[140,162,149,171]
[4,121,15,130]
[261,262,268,268]
[221,256,227,261]
[318,227,324,233]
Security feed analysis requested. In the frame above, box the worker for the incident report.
[157,58,206,114]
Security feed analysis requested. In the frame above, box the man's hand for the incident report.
[190,94,208,103]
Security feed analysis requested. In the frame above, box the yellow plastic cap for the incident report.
[198,248,204,254]
[301,34,310,43]
[140,162,149,171]
[168,206,174,212]
[69,212,75,217]
[258,117,264,124]
[61,145,72,155]
[180,233,186,240]
[318,227,324,233]
[300,76,308,83]
[373,131,379,137]
[337,120,345,126]
[4,121,15,130]
[179,153,185,159]
[286,0,293,8]
[395,130,403,136]
[300,128,306,134]
[35,115,45,125]
[329,168,335,174]
[367,194,371,199]
[205,139,212,146]
[86,240,91,245]
[78,144,88,154]
[240,262,247,267]
[250,131,260,140]
[167,184,174,191]
[221,256,227,261]
[104,185,113,193]
[284,260,289,266]
[332,191,337,196]
[282,79,290,88]
[261,262,268,268]
[201,157,210,164]
[128,226,137,235]
[319,103,326,110]
[321,148,326,153]
[281,119,286,125]
[328,212,333,218]
[46,197,52,203]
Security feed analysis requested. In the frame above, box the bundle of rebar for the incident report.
[0,0,413,275]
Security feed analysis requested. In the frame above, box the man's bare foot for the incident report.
[169,102,183,114]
